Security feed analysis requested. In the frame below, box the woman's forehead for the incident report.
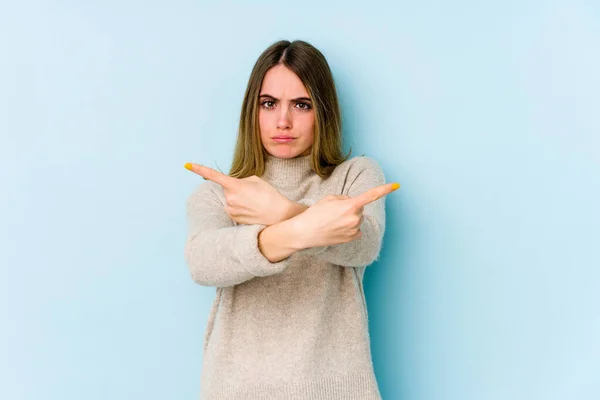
[260,65,309,98]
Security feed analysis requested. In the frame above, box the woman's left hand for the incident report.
[185,162,295,226]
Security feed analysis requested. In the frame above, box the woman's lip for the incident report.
[272,137,295,143]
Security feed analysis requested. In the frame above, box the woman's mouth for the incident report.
[272,136,295,143]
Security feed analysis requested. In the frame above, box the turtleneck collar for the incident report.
[262,153,315,187]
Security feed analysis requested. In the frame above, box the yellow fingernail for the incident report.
[184,162,193,170]
[391,183,400,191]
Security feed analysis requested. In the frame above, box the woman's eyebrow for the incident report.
[259,94,312,102]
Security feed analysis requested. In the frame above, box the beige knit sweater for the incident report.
[184,153,387,400]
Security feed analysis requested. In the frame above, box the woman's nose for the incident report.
[276,108,291,130]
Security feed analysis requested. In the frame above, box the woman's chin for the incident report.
[265,146,310,159]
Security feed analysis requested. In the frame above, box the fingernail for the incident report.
[391,183,400,191]
[184,162,193,170]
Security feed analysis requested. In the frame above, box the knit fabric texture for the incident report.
[184,154,387,400]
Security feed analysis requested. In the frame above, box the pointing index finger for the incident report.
[351,182,400,208]
[184,162,237,188]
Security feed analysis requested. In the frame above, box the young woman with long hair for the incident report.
[184,39,399,399]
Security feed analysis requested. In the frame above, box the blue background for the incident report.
[1,1,598,399]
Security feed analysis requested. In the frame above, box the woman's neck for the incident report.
[262,153,314,187]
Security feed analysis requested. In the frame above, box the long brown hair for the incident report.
[228,40,351,179]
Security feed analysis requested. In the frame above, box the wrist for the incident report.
[285,215,311,250]
[258,219,306,262]
[279,217,305,251]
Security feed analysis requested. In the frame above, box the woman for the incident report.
[184,39,399,399]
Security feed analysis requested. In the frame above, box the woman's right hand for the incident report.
[291,183,400,249]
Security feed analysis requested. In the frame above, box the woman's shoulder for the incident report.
[324,155,386,194]
[333,154,385,179]
[186,180,225,207]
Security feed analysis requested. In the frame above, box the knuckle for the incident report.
[225,194,237,206]
[349,204,362,215]
[350,230,362,241]
[350,202,362,212]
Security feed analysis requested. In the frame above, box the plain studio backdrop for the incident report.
[1,1,598,399]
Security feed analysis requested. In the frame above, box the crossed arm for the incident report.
[184,158,397,287]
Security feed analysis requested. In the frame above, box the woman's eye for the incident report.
[296,102,311,110]
[261,100,311,110]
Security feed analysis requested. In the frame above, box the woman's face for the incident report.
[258,64,315,158]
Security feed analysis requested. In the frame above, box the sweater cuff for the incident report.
[233,224,292,277]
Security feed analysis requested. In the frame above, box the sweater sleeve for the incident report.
[184,181,293,287]
[298,157,387,267]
